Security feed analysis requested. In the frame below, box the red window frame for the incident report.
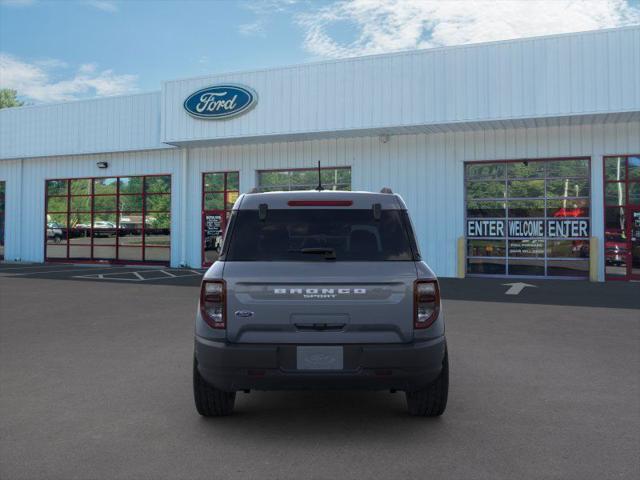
[603,154,640,281]
[201,171,239,267]
[44,174,171,265]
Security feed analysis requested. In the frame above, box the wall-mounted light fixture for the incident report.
[96,161,108,169]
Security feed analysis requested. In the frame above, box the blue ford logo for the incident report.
[183,84,257,119]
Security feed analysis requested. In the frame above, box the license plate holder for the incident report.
[296,346,344,371]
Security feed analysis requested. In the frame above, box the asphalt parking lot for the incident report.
[0,264,638,479]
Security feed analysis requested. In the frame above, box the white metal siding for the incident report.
[163,27,640,144]
[0,92,169,160]
[0,159,22,261]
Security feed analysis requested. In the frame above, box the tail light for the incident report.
[200,280,226,329]
[414,280,440,329]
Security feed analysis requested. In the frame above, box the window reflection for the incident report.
[467,240,506,257]
[547,240,589,258]
[257,167,351,192]
[70,196,91,212]
[547,159,589,178]
[605,183,625,205]
[604,157,626,181]
[47,196,68,212]
[47,180,67,196]
[508,259,545,276]
[465,163,505,180]
[507,161,544,179]
[629,156,640,180]
[508,200,545,218]
[507,180,545,198]
[548,260,589,277]
[94,178,117,194]
[466,181,505,199]
[547,199,589,218]
[466,201,506,218]
[45,175,171,263]
[467,258,506,275]
[546,179,589,198]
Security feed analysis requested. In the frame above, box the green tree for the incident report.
[0,89,24,109]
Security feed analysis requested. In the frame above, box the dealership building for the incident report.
[1,26,639,281]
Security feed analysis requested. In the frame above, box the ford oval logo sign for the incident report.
[183,84,257,120]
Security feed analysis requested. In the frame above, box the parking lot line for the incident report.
[0,267,133,277]
[71,269,203,282]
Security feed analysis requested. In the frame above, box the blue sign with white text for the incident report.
[183,84,257,119]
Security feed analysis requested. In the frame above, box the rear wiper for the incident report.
[290,247,337,260]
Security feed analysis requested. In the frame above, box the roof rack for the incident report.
[380,187,393,194]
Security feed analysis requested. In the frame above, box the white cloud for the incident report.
[242,0,298,15]
[83,0,118,13]
[0,53,138,103]
[238,19,267,36]
[297,0,640,58]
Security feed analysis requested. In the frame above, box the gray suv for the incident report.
[193,190,448,416]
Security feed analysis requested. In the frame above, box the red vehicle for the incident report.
[605,233,628,266]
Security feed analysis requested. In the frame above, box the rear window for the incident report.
[224,209,417,261]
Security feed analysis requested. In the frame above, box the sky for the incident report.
[1,0,639,104]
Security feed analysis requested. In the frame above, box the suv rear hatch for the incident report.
[221,205,419,344]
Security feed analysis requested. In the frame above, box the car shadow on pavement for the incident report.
[193,390,446,440]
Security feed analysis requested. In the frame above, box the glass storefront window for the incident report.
[465,158,590,278]
[202,171,240,266]
[45,175,171,264]
[257,167,351,192]
[603,155,640,280]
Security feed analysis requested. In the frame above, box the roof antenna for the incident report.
[316,160,324,191]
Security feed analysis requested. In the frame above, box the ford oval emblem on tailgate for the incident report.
[235,310,254,318]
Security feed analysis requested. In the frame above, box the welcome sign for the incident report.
[467,219,590,238]
[184,84,257,119]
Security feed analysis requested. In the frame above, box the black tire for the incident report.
[193,358,236,417]
[405,349,449,417]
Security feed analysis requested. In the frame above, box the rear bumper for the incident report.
[194,336,446,392]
